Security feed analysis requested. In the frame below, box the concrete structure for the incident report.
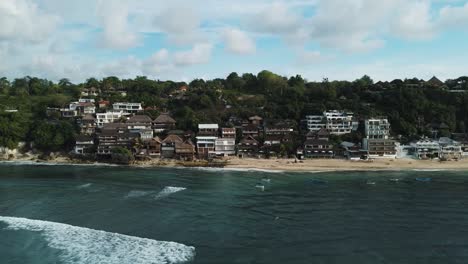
[306,110,356,135]
[196,124,219,159]
[303,139,334,159]
[363,118,397,158]
[74,136,94,155]
[113,102,143,113]
[96,111,125,128]
[439,137,463,160]
[413,139,440,159]
[305,115,326,132]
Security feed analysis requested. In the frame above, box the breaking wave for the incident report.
[0,216,195,264]
[189,167,284,173]
[155,187,187,200]
[76,183,92,189]
[125,190,155,199]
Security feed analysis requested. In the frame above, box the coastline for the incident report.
[2,155,468,172]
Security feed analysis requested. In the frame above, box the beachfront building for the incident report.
[153,113,176,133]
[74,135,95,155]
[196,124,218,159]
[237,136,259,157]
[161,134,183,159]
[137,137,162,158]
[214,128,236,157]
[175,139,196,160]
[303,139,334,159]
[452,133,468,157]
[439,137,463,160]
[413,139,440,159]
[112,102,143,114]
[96,111,125,128]
[363,118,397,158]
[97,123,137,156]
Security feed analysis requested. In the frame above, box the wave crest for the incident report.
[0,216,195,264]
[155,187,187,200]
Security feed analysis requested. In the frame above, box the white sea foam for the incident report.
[125,190,155,199]
[0,160,119,167]
[0,216,195,264]
[76,183,92,189]
[189,167,285,174]
[155,187,187,200]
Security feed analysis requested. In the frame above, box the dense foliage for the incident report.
[0,73,467,152]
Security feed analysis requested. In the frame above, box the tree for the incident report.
[111,147,134,165]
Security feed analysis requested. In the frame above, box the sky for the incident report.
[1,0,468,83]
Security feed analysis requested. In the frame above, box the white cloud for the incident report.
[96,0,140,50]
[0,0,59,43]
[222,28,256,55]
[391,1,435,40]
[247,2,302,34]
[438,3,468,29]
[174,43,213,66]
[153,6,202,45]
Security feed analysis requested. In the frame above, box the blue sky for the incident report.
[1,0,468,83]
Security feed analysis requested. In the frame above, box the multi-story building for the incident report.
[113,102,143,114]
[306,111,356,135]
[196,124,218,159]
[74,135,95,155]
[413,139,440,159]
[324,111,355,135]
[97,123,136,155]
[363,118,397,158]
[305,115,326,132]
[303,139,334,159]
[215,128,236,157]
[439,137,463,160]
[96,111,125,128]
[153,113,176,133]
[80,114,97,135]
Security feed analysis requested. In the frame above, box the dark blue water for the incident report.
[1,164,468,263]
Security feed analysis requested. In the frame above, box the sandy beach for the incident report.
[3,154,468,172]
[225,158,468,172]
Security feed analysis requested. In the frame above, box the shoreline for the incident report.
[2,156,468,172]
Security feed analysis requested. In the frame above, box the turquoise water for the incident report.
[1,164,468,263]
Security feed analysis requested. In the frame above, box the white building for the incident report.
[439,137,462,160]
[413,139,440,159]
[325,111,355,135]
[306,111,356,135]
[365,118,391,139]
[74,136,94,155]
[215,138,236,156]
[196,124,219,158]
[113,102,143,113]
[363,118,397,158]
[96,111,125,128]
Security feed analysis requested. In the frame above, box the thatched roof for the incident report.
[154,113,176,124]
[162,134,183,144]
[127,115,152,123]
[426,76,444,87]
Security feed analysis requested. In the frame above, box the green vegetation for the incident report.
[111,147,134,165]
[0,73,467,153]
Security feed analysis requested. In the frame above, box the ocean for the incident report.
[1,163,468,264]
